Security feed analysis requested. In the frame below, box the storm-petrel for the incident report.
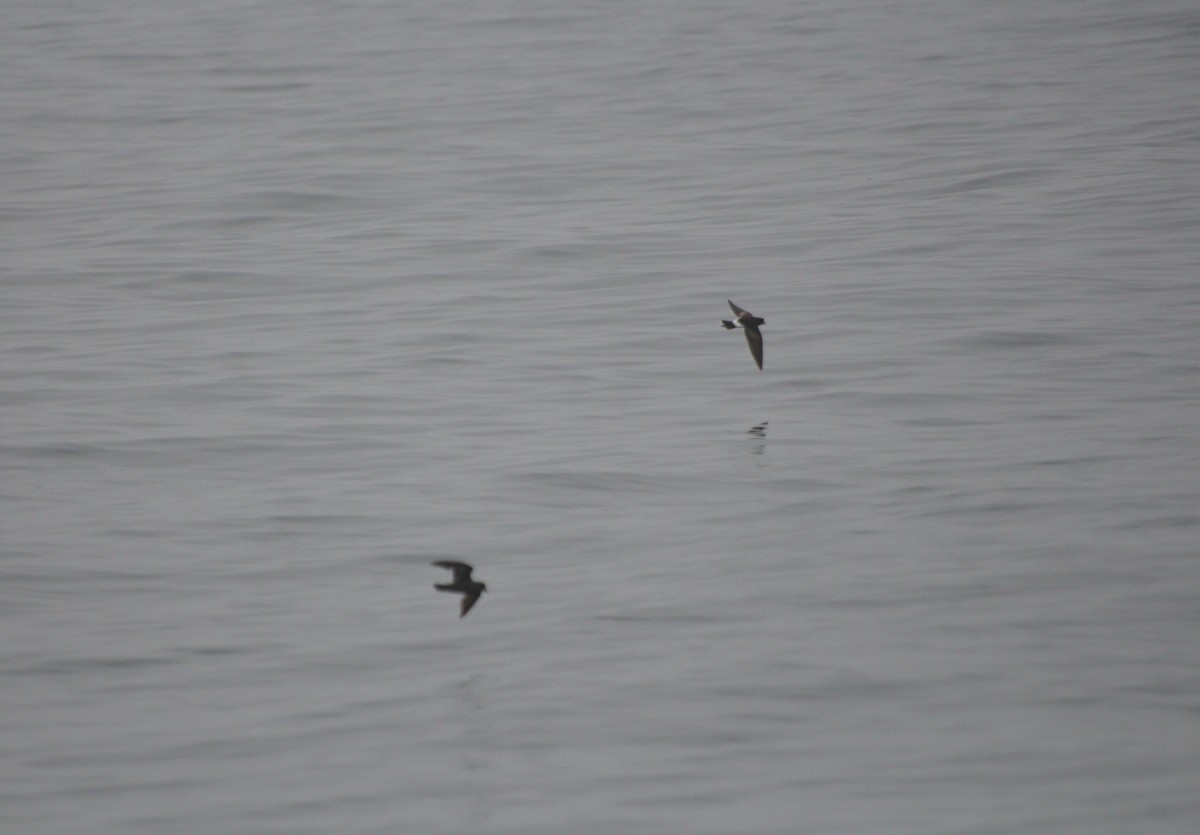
[432,560,487,617]
[721,299,765,370]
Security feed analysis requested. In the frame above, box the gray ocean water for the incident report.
[3,0,1198,832]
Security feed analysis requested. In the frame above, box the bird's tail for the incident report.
[721,320,736,329]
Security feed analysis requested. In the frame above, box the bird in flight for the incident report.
[432,560,487,617]
[721,299,765,370]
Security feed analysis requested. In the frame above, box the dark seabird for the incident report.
[721,299,765,370]
[432,560,487,617]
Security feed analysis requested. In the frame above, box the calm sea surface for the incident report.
[3,1,1198,832]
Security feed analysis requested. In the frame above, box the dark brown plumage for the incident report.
[432,560,487,617]
[721,299,765,370]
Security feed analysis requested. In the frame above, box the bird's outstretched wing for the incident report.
[728,299,751,317]
[460,591,481,617]
[743,327,764,370]
[432,560,474,583]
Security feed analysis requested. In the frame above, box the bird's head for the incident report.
[479,583,488,593]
